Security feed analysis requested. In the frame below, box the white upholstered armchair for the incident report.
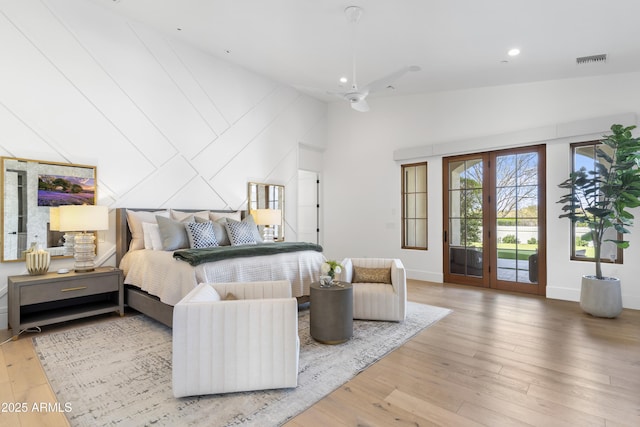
[172,280,299,398]
[340,258,407,322]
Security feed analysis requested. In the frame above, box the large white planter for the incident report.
[580,275,622,318]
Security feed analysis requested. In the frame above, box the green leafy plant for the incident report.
[321,260,343,278]
[558,124,640,279]
[502,234,519,244]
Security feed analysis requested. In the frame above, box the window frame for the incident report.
[401,162,428,250]
[569,141,623,264]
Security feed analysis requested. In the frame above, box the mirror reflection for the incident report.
[2,157,96,262]
[248,182,285,241]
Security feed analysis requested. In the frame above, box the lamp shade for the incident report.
[58,205,109,232]
[49,207,60,231]
[252,209,282,226]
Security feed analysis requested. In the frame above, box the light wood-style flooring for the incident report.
[1,280,639,427]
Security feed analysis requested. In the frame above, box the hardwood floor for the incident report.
[1,280,639,426]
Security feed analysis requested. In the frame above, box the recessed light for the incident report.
[508,48,520,57]
[339,76,348,84]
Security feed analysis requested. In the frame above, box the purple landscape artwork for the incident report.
[37,174,95,206]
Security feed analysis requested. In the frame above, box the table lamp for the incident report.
[49,206,77,256]
[252,209,282,242]
[58,205,109,272]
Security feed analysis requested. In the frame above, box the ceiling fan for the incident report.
[329,6,421,112]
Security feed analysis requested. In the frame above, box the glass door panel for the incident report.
[492,148,545,294]
[445,156,487,285]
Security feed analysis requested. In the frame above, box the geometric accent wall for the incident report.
[0,0,327,329]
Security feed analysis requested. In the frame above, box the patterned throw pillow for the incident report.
[195,216,231,245]
[185,221,219,249]
[353,266,392,284]
[224,218,258,246]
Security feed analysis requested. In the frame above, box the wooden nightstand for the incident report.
[8,267,124,339]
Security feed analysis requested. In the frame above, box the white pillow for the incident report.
[126,209,169,251]
[170,209,210,221]
[142,222,163,251]
[209,211,242,222]
[187,284,221,302]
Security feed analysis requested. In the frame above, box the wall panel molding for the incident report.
[0,0,327,330]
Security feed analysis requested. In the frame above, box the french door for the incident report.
[443,145,546,295]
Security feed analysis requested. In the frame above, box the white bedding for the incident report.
[120,248,324,305]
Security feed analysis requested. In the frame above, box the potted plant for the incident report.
[558,124,640,317]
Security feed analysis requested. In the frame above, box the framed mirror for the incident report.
[1,157,97,262]
[248,182,285,241]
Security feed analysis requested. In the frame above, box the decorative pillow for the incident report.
[209,211,242,222]
[156,215,194,250]
[142,222,163,251]
[170,209,210,221]
[353,266,392,284]
[126,209,169,251]
[223,292,238,301]
[225,218,258,246]
[184,221,219,249]
[244,214,264,243]
[195,217,231,246]
[189,285,221,302]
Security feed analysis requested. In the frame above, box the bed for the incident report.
[115,208,324,326]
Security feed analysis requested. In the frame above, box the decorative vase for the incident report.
[26,250,51,275]
[319,275,333,287]
[580,275,622,318]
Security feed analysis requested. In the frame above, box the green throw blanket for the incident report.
[173,242,323,266]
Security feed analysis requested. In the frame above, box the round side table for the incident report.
[310,281,353,344]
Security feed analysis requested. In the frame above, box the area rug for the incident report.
[34,301,451,426]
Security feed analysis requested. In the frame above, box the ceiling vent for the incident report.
[576,54,607,65]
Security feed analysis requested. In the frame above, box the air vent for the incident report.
[576,54,607,65]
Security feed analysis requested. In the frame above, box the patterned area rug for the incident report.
[34,301,451,426]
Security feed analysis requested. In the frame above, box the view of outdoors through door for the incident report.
[446,157,485,282]
[494,151,540,285]
[444,145,546,295]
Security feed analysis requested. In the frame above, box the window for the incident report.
[570,142,622,264]
[402,162,427,250]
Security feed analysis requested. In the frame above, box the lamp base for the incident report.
[63,232,79,256]
[73,232,96,273]
[262,226,275,243]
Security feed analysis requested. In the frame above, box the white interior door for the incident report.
[297,170,319,244]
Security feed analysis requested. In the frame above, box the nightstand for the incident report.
[8,267,124,339]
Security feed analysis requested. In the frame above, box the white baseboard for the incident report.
[546,286,580,303]
[406,269,443,283]
[547,286,640,310]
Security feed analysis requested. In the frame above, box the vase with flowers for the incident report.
[320,260,343,287]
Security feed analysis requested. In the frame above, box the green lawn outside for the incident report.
[497,243,537,261]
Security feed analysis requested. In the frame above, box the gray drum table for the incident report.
[309,281,353,344]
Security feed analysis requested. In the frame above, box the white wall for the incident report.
[0,0,327,330]
[325,72,640,310]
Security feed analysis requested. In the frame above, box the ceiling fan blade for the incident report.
[363,65,421,93]
[351,98,370,112]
